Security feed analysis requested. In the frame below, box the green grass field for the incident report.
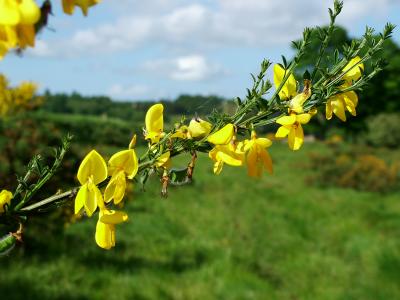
[1,142,400,300]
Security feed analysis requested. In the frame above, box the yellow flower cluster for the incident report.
[0,73,40,115]
[0,0,101,60]
[273,64,313,151]
[273,57,363,150]
[0,0,40,60]
[326,57,364,122]
[74,145,138,250]
[144,103,273,178]
[207,124,273,177]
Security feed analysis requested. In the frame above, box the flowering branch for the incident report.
[0,0,396,252]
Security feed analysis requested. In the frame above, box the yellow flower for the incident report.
[207,123,234,145]
[326,91,358,122]
[342,56,364,84]
[275,113,311,151]
[62,0,101,16]
[145,103,164,144]
[95,208,128,250]
[104,149,138,205]
[243,131,273,177]
[171,118,213,139]
[326,56,364,122]
[209,138,244,175]
[0,189,12,214]
[273,64,297,100]
[75,150,108,217]
[188,118,212,139]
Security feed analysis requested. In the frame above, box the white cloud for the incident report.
[38,0,396,58]
[340,0,398,22]
[142,55,226,81]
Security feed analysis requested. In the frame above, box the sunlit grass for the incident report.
[1,142,400,300]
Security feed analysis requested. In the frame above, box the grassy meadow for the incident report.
[1,142,400,300]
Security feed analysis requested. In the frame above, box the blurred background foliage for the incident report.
[0,25,399,299]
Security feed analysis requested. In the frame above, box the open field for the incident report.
[1,142,400,300]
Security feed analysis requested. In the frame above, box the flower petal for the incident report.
[216,151,243,166]
[109,149,138,179]
[145,103,163,136]
[343,91,358,117]
[332,98,347,122]
[343,94,357,116]
[296,113,311,124]
[260,149,273,174]
[246,147,261,178]
[104,171,126,204]
[256,138,272,149]
[16,24,35,48]
[293,125,304,151]
[113,174,126,205]
[95,219,114,250]
[207,123,234,145]
[77,150,108,185]
[18,0,41,25]
[62,0,75,15]
[288,125,304,151]
[273,64,297,100]
[342,56,364,83]
[276,115,296,126]
[326,100,333,120]
[100,210,129,224]
[74,184,87,214]
[85,182,103,217]
[0,0,20,25]
[275,125,291,138]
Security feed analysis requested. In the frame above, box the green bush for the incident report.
[365,113,400,148]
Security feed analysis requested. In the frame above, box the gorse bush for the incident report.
[308,147,400,193]
[0,0,397,253]
[365,113,400,148]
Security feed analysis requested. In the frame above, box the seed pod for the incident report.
[0,233,16,256]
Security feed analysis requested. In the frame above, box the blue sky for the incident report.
[0,0,399,101]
